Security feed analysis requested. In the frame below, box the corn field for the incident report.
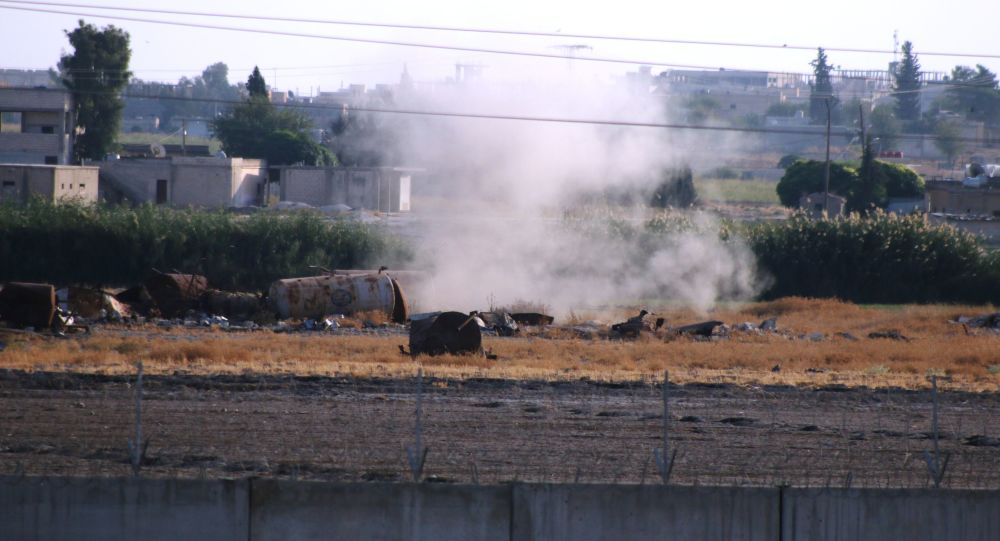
[0,201,408,291]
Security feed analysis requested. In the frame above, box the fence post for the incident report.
[406,368,428,482]
[653,369,676,484]
[127,360,145,477]
[923,375,950,488]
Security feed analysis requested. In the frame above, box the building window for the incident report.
[0,111,23,133]
[41,126,54,134]
[156,179,168,204]
[61,184,65,189]
[79,184,86,190]
[2,181,14,187]
[44,156,58,165]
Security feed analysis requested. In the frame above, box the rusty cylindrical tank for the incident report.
[267,273,407,323]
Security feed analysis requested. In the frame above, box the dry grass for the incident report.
[1,298,999,391]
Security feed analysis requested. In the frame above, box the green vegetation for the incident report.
[745,212,1000,303]
[695,178,780,204]
[777,159,924,212]
[894,41,922,123]
[809,48,836,125]
[211,68,333,166]
[59,20,132,161]
[569,208,1000,305]
[0,201,408,291]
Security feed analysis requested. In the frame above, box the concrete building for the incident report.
[800,192,846,218]
[0,163,98,204]
[0,87,75,164]
[926,180,1000,215]
[278,166,413,212]
[101,156,267,207]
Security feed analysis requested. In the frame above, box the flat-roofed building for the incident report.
[0,87,75,165]
[0,164,98,204]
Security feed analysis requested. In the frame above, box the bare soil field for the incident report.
[1,370,999,488]
[1,298,999,487]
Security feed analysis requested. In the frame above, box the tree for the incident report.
[650,166,697,208]
[212,69,333,166]
[855,136,888,212]
[869,104,901,150]
[777,158,923,211]
[776,160,856,207]
[58,20,131,162]
[766,102,804,117]
[328,108,397,167]
[809,48,836,125]
[944,64,1000,124]
[246,66,267,98]
[894,41,922,123]
[933,119,963,166]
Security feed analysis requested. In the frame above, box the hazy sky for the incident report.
[1,0,997,93]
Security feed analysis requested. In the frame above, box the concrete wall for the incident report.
[3,477,999,541]
[782,488,1000,541]
[279,166,411,211]
[100,157,266,207]
[0,164,98,204]
[512,484,778,541]
[0,477,248,541]
[251,480,510,541]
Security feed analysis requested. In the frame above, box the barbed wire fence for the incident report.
[1,364,999,489]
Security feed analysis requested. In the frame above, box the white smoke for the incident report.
[388,70,762,316]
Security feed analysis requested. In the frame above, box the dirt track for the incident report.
[1,369,999,488]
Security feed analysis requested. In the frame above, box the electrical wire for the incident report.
[77,90,992,145]
[2,0,999,60]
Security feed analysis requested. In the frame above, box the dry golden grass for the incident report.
[1,298,998,391]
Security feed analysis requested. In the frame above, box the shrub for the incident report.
[0,201,409,291]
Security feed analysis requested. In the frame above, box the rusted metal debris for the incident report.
[268,273,407,323]
[202,290,265,322]
[0,282,57,329]
[674,320,724,337]
[476,311,519,336]
[144,272,209,319]
[511,313,554,326]
[409,311,482,356]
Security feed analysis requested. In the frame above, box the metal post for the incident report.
[824,98,832,214]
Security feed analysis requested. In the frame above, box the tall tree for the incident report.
[893,41,922,123]
[212,69,332,166]
[58,20,131,162]
[809,48,836,125]
[869,104,901,150]
[933,119,963,166]
[945,64,1000,124]
[246,66,267,98]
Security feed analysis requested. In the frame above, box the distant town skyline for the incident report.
[0,0,998,93]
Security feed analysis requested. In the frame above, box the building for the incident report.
[0,87,75,164]
[100,156,267,207]
[800,192,846,218]
[926,180,1000,216]
[278,166,414,212]
[0,164,98,204]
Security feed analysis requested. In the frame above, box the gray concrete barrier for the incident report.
[511,484,779,541]
[0,476,249,541]
[250,480,510,541]
[4,476,1000,540]
[782,488,1000,541]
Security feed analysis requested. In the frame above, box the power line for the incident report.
[91,90,994,145]
[0,3,733,71]
[3,0,1000,61]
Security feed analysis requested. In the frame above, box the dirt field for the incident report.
[1,369,999,488]
[2,298,999,488]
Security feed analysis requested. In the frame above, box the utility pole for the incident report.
[181,118,187,157]
[824,98,831,213]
